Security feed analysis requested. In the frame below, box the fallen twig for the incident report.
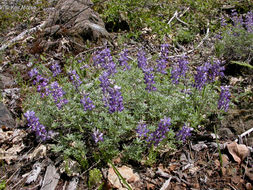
[235,127,253,143]
[167,11,178,25]
[0,21,46,51]
[160,176,172,190]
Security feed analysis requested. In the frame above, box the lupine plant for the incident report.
[215,10,253,63]
[23,45,231,170]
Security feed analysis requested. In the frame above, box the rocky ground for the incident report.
[0,0,253,189]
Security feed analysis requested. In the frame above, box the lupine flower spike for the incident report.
[147,117,171,146]
[218,86,231,112]
[24,110,51,141]
[93,129,104,143]
[176,124,193,142]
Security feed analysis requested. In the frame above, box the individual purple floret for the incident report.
[68,70,82,89]
[245,11,253,33]
[218,86,231,112]
[176,124,193,142]
[24,110,50,141]
[28,68,39,78]
[143,67,157,92]
[171,56,189,84]
[81,94,95,111]
[194,63,210,90]
[50,63,62,77]
[156,44,169,74]
[137,49,147,70]
[48,81,68,109]
[107,85,124,113]
[119,49,131,70]
[207,60,225,82]
[136,123,149,138]
[147,117,171,146]
[93,129,104,143]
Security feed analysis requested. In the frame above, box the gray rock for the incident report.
[0,103,15,128]
[0,75,15,89]
[218,127,234,139]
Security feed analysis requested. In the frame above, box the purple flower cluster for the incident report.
[68,70,82,89]
[176,124,193,142]
[47,81,68,109]
[81,94,95,111]
[171,56,189,84]
[119,49,131,70]
[107,85,124,113]
[138,49,157,92]
[93,129,104,143]
[143,67,157,92]
[29,68,49,96]
[207,60,225,82]
[194,60,224,90]
[50,63,62,77]
[156,44,169,74]
[231,10,244,28]
[24,110,51,141]
[136,123,149,138]
[194,63,209,90]
[147,117,171,146]
[245,11,253,33]
[137,49,147,70]
[218,86,231,112]
[93,48,117,75]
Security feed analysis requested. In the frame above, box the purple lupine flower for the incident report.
[49,81,68,109]
[107,85,124,113]
[99,71,111,94]
[245,11,253,33]
[137,49,147,70]
[156,44,169,74]
[93,129,104,143]
[231,10,244,28]
[50,63,61,77]
[220,16,227,27]
[119,49,131,70]
[68,70,82,89]
[24,110,50,141]
[143,67,157,92]
[207,60,225,82]
[218,86,231,112]
[136,123,149,138]
[194,63,210,90]
[171,56,189,84]
[93,48,117,75]
[176,124,193,142]
[28,68,39,78]
[33,75,49,96]
[81,94,95,111]
[147,117,171,146]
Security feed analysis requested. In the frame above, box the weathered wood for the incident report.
[41,164,60,190]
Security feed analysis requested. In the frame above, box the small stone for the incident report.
[0,103,15,128]
[218,128,234,139]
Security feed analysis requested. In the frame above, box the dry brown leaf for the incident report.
[227,142,250,164]
[244,167,253,181]
[27,145,47,160]
[222,154,230,167]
